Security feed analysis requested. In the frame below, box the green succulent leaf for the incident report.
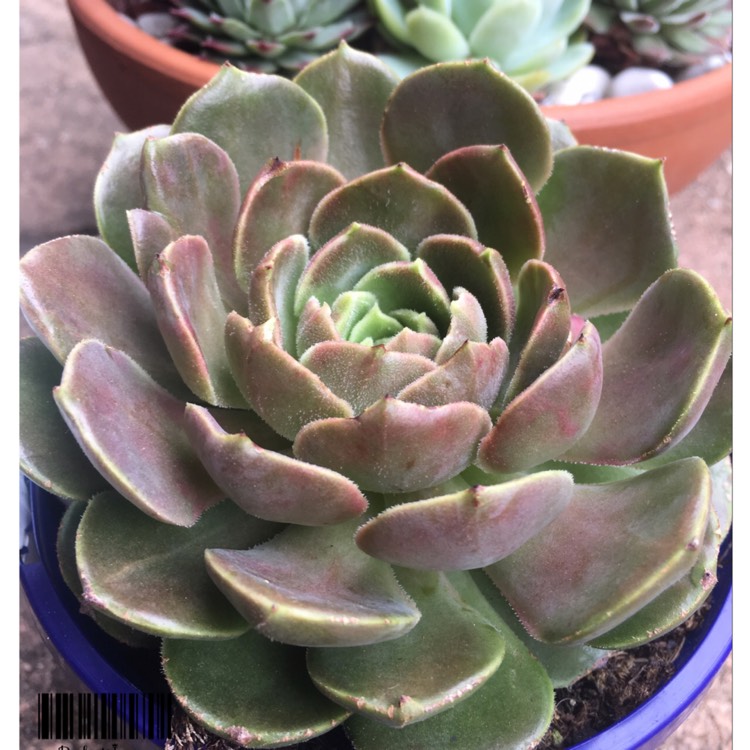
[205,520,421,646]
[76,492,280,638]
[54,340,223,527]
[307,569,506,727]
[471,570,610,690]
[417,235,515,342]
[381,60,553,191]
[426,145,545,280]
[635,357,733,470]
[356,470,574,570]
[502,259,572,405]
[234,158,345,288]
[94,125,170,271]
[398,338,508,410]
[247,234,310,354]
[20,236,179,391]
[142,132,245,312]
[293,397,492,493]
[146,235,247,408]
[295,223,411,315]
[485,457,712,644]
[163,632,350,748]
[346,569,554,750]
[300,341,436,413]
[309,164,478,252]
[171,64,328,195]
[479,321,603,473]
[295,42,399,178]
[20,338,109,502]
[225,314,354,440]
[127,209,178,281]
[538,146,678,317]
[57,501,157,648]
[588,497,725,649]
[183,403,368,525]
[564,270,732,465]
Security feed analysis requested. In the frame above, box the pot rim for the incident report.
[66,0,732,122]
[20,479,732,749]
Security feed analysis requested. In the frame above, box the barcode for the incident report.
[37,692,172,740]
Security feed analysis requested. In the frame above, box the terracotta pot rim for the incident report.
[68,0,732,121]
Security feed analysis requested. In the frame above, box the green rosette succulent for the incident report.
[586,0,733,71]
[20,43,731,749]
[367,0,596,92]
[169,0,372,72]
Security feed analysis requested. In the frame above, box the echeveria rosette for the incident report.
[19,43,731,749]
[368,0,596,93]
[168,0,373,73]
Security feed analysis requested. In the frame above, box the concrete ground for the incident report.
[19,0,732,747]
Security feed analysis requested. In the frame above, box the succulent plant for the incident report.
[366,0,596,92]
[165,0,373,72]
[20,43,732,749]
[585,0,733,72]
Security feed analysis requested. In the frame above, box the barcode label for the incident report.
[37,692,172,740]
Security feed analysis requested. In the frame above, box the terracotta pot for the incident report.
[67,0,731,193]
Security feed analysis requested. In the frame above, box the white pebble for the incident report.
[136,12,179,39]
[676,55,731,82]
[607,67,674,98]
[117,12,137,27]
[543,65,612,105]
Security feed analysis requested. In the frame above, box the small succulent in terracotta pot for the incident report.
[20,43,731,748]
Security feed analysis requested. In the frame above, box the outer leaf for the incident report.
[295,42,399,178]
[308,164,477,252]
[171,64,328,195]
[356,471,574,570]
[346,570,554,750]
[93,124,170,270]
[56,501,156,649]
[426,145,545,279]
[479,322,603,473]
[564,270,732,465]
[183,404,368,525]
[588,500,725,649]
[163,633,349,748]
[142,132,245,312]
[307,569,506,726]
[472,570,610,690]
[19,236,178,390]
[77,493,278,638]
[635,357,732,470]
[293,397,492,493]
[54,340,223,527]
[20,338,109,502]
[205,520,420,646]
[538,147,678,317]
[225,315,353,440]
[417,235,515,342]
[233,158,345,288]
[485,458,712,644]
[146,236,247,407]
[381,60,553,191]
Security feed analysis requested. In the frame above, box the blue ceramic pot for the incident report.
[20,480,731,750]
